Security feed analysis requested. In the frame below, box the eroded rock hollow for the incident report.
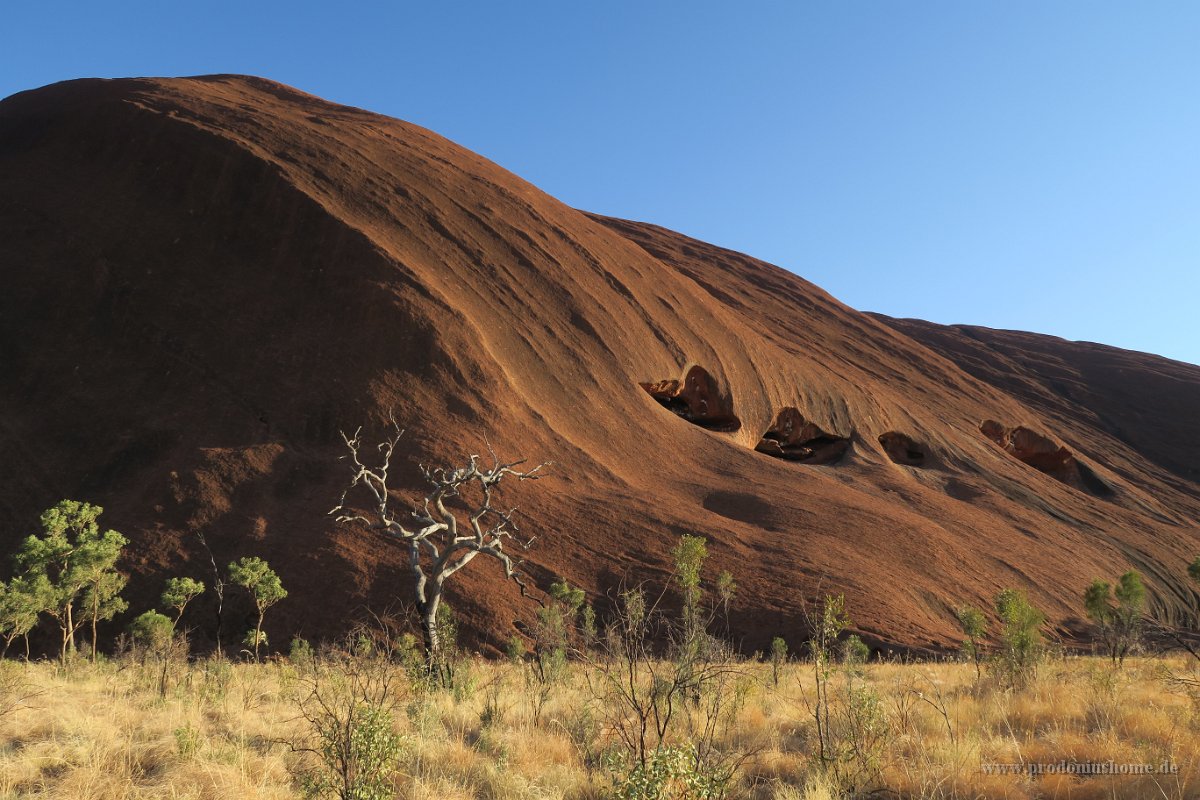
[980,420,1114,497]
[640,365,741,432]
[755,408,850,464]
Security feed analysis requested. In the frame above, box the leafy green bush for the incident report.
[993,588,1045,687]
[128,611,174,651]
[955,605,987,678]
[615,745,722,800]
[301,703,404,800]
[770,636,788,687]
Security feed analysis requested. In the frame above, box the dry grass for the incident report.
[0,653,1195,798]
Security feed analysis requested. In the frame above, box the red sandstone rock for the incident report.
[0,75,1196,653]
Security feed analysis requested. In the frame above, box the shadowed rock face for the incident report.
[0,75,1197,655]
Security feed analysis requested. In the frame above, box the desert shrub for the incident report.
[243,628,268,655]
[802,594,886,795]
[1083,570,1145,666]
[532,577,585,685]
[587,542,751,797]
[174,722,202,760]
[127,610,187,696]
[992,588,1046,688]
[290,636,408,800]
[128,610,174,651]
[841,634,870,668]
[290,636,315,663]
[615,744,723,800]
[770,636,788,687]
[426,602,460,690]
[955,604,987,678]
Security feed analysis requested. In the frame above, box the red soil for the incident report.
[0,75,1196,654]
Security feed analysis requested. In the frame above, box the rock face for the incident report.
[0,75,1197,654]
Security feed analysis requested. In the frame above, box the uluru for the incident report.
[1,74,1197,655]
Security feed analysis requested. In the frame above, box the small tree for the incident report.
[807,594,850,766]
[127,610,180,697]
[801,594,886,794]
[532,577,584,685]
[769,636,788,687]
[82,569,128,661]
[672,536,707,647]
[1084,570,1145,666]
[994,588,1045,687]
[228,557,286,661]
[194,531,227,651]
[14,501,127,660]
[0,576,47,659]
[162,577,206,630]
[955,605,987,679]
[331,421,548,666]
[716,570,736,638]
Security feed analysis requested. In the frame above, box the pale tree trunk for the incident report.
[420,589,442,665]
[91,594,100,662]
[66,604,74,657]
[254,609,265,661]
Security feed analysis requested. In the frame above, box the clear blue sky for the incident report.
[4,2,1198,365]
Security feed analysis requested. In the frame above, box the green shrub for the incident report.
[616,745,722,800]
[301,704,404,800]
[993,588,1046,687]
[174,723,202,760]
[290,636,315,663]
[954,605,987,678]
[769,636,788,687]
[1084,570,1145,666]
[128,611,174,651]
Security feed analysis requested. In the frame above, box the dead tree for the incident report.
[330,421,548,663]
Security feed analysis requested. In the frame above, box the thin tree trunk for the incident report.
[65,604,74,657]
[254,609,264,661]
[214,581,224,653]
[91,593,99,662]
[196,531,224,653]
